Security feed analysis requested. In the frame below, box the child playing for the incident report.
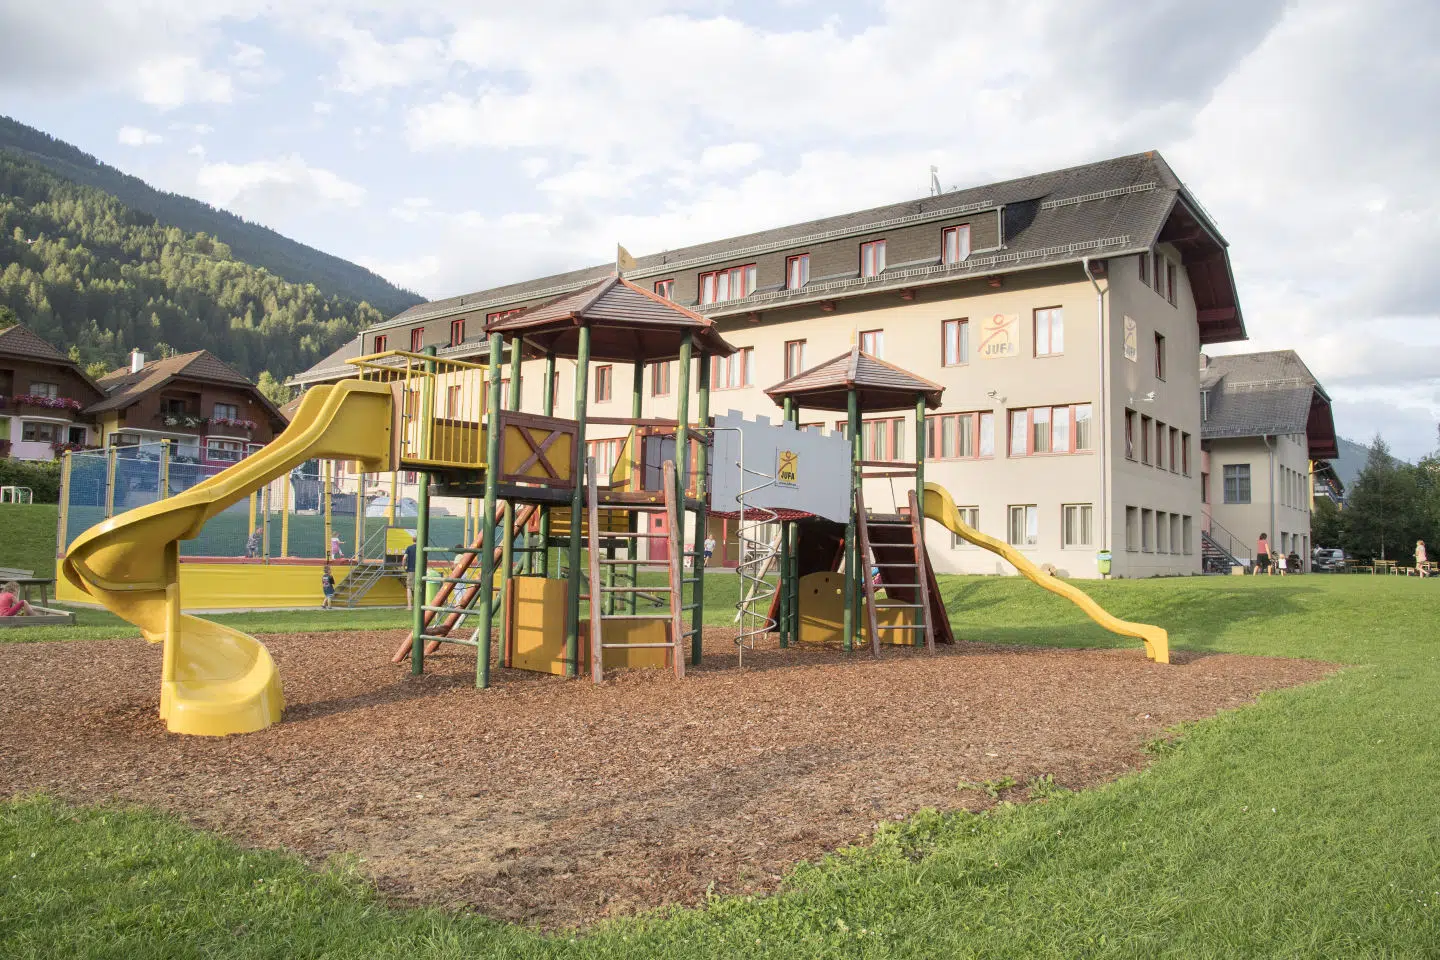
[0,581,32,617]
[1275,550,1288,576]
[321,565,336,609]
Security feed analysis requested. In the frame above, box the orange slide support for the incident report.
[390,502,538,662]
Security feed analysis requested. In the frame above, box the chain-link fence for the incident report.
[61,443,474,565]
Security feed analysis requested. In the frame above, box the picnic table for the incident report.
[0,567,54,604]
[1373,559,1398,575]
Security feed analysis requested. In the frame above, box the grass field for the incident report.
[3,574,1438,958]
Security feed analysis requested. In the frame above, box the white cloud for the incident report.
[230,42,266,72]
[313,101,333,114]
[700,142,762,172]
[117,125,163,146]
[134,55,234,109]
[357,254,443,291]
[390,197,433,222]
[320,23,448,94]
[187,144,206,157]
[169,122,215,135]
[194,156,367,217]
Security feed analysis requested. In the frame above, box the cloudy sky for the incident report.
[1,0,1437,457]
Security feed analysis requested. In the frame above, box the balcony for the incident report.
[6,394,84,418]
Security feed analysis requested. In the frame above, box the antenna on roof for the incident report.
[929,165,942,197]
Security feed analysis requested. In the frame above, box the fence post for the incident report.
[280,468,291,558]
[56,451,72,564]
[159,439,171,500]
[104,445,118,519]
[323,460,333,561]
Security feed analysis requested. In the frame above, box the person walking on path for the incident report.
[703,535,716,565]
[321,565,336,609]
[1275,548,1288,576]
[246,527,262,559]
[1254,533,1271,575]
[330,532,345,560]
[1417,540,1429,578]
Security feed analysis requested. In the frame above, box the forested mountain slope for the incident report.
[0,116,421,316]
[0,150,384,383]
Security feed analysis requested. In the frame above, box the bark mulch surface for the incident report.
[0,629,1331,927]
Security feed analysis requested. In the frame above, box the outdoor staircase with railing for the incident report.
[333,524,405,606]
[1201,517,1251,574]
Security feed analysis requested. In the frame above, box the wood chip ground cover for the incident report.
[0,629,1330,927]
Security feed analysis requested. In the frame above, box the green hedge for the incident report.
[0,458,62,503]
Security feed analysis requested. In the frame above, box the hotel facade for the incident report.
[293,152,1247,578]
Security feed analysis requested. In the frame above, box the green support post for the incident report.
[629,360,644,614]
[786,520,800,646]
[565,327,592,677]
[673,333,694,664]
[690,351,711,664]
[537,350,556,577]
[476,334,505,688]
[914,393,928,647]
[843,388,860,652]
[409,347,438,675]
[104,445,117,519]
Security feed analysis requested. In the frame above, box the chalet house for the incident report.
[89,350,288,466]
[1198,350,1338,570]
[292,150,1248,578]
[0,322,106,461]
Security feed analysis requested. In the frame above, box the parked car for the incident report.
[366,495,419,518]
[1312,547,1346,572]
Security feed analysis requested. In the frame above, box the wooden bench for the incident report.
[1373,559,1398,575]
[0,567,53,606]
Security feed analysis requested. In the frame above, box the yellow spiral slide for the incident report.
[62,380,395,736]
[922,482,1169,663]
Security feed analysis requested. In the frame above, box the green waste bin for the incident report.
[1096,550,1113,577]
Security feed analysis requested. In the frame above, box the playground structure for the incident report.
[59,273,1168,737]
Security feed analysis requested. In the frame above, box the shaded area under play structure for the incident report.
[60,274,1167,737]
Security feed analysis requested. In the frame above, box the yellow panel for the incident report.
[798,571,846,645]
[56,559,408,610]
[508,577,671,675]
[587,617,671,671]
[427,420,486,467]
[510,576,572,675]
[547,507,630,537]
[501,421,575,484]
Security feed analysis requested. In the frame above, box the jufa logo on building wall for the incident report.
[1123,316,1139,362]
[776,449,799,486]
[979,313,1018,359]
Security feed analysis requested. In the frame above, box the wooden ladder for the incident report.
[855,485,936,656]
[587,458,690,683]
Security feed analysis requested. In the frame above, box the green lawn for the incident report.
[0,503,60,578]
[4,575,1439,957]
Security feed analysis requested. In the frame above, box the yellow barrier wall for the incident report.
[56,560,407,610]
[509,576,671,674]
[796,571,918,646]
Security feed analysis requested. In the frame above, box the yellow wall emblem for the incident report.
[776,449,799,486]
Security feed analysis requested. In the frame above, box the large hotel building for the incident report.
[292,151,1252,579]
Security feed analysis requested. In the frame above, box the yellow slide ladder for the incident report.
[62,380,395,735]
[922,481,1169,663]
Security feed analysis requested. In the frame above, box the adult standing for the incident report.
[1254,533,1271,575]
[403,537,418,606]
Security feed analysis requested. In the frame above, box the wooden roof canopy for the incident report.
[484,274,736,363]
[765,345,944,413]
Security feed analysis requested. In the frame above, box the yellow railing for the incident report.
[347,350,491,469]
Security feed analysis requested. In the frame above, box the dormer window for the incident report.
[860,240,887,278]
[1201,389,1210,422]
[942,225,970,264]
[699,264,756,305]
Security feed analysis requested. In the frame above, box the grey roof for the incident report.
[1200,350,1337,457]
[295,149,1245,383]
[765,346,944,413]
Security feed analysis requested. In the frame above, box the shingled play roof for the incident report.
[1200,350,1337,459]
[484,275,736,363]
[765,346,944,413]
[89,350,287,424]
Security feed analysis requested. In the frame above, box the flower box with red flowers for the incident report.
[13,394,83,411]
[210,416,258,432]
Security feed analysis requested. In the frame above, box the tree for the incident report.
[1342,436,1426,561]
[256,370,293,407]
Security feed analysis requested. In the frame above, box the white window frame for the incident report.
[1062,503,1093,549]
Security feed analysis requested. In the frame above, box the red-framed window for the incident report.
[1166,261,1178,306]
[410,327,424,352]
[654,278,674,300]
[1155,421,1167,469]
[1182,432,1191,476]
[926,411,995,460]
[860,417,905,460]
[1169,427,1179,474]
[711,347,754,390]
[1125,409,1136,459]
[477,378,510,416]
[486,308,523,323]
[699,264,756,304]
[1034,307,1064,357]
[445,384,463,419]
[785,254,810,289]
[650,361,671,397]
[1138,251,1150,285]
[942,318,969,366]
[942,224,971,264]
[1007,404,1093,457]
[860,240,886,278]
[449,318,466,346]
[594,365,613,402]
[1154,332,1166,381]
[1152,253,1165,297]
[373,334,388,352]
[859,329,883,357]
[784,339,806,378]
